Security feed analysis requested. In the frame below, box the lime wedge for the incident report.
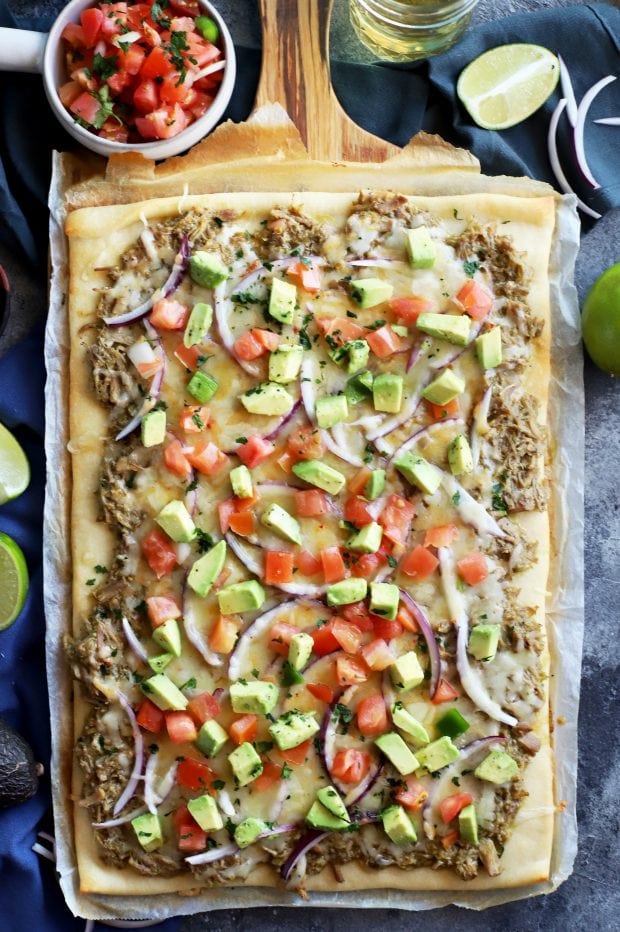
[0,423,30,505]
[0,531,29,630]
[457,44,560,130]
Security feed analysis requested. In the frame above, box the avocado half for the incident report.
[0,717,41,808]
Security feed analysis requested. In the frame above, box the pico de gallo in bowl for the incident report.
[53,0,234,153]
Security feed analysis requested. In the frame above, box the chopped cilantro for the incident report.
[94,565,108,574]
[195,528,215,553]
[451,491,461,506]
[386,554,397,569]
[281,764,293,779]
[463,259,480,278]
[491,482,508,515]
[181,677,197,691]
[92,52,119,80]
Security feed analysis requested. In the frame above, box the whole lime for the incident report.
[582,263,620,376]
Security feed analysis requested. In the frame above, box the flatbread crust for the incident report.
[66,189,556,896]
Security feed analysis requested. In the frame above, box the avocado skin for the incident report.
[0,717,40,808]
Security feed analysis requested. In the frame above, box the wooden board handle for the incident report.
[255,0,399,162]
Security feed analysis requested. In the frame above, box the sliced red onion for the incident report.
[185,842,239,866]
[344,761,383,809]
[94,761,177,828]
[183,581,224,667]
[548,99,602,220]
[255,481,302,495]
[321,687,358,793]
[217,788,236,817]
[386,417,463,467]
[143,750,159,814]
[93,805,147,829]
[558,55,578,127]
[280,830,327,882]
[213,281,260,377]
[438,547,517,727]
[256,822,298,842]
[406,338,426,373]
[574,75,616,188]
[398,590,442,699]
[195,58,227,81]
[227,599,320,680]
[113,693,144,815]
[263,398,302,442]
[104,236,190,327]
[381,668,396,710]
[470,384,493,469]
[225,531,328,597]
[121,616,148,663]
[441,473,506,538]
[594,116,620,125]
[155,760,179,802]
[115,321,165,441]
[228,262,266,296]
[348,258,395,268]
[127,338,159,373]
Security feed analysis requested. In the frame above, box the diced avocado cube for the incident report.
[217,580,266,615]
[474,749,519,784]
[370,582,399,620]
[188,370,219,403]
[131,812,163,852]
[142,674,188,711]
[476,327,502,369]
[268,344,303,384]
[375,732,420,776]
[417,312,471,346]
[422,369,466,406]
[269,277,297,325]
[288,631,314,671]
[187,539,227,598]
[196,719,229,757]
[345,369,374,405]
[155,500,196,543]
[234,817,268,849]
[316,394,349,429]
[373,372,403,414]
[364,468,385,500]
[269,710,319,751]
[416,736,460,773]
[390,651,425,692]
[391,324,409,338]
[152,618,182,657]
[468,624,500,662]
[347,339,370,374]
[347,521,383,554]
[406,226,436,269]
[292,459,345,495]
[187,794,223,832]
[240,382,295,417]
[435,708,470,740]
[141,409,166,448]
[381,804,418,844]
[306,800,349,831]
[459,803,479,844]
[190,251,229,288]
[448,434,474,476]
[393,453,442,495]
[148,652,174,674]
[391,702,430,747]
[228,741,263,787]
[230,680,279,715]
[230,464,253,499]
[327,577,368,607]
[183,302,213,347]
[317,785,350,822]
[261,502,301,545]
[350,278,394,308]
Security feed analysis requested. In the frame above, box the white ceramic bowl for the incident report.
[0,0,236,159]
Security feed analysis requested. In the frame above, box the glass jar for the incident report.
[349,0,480,62]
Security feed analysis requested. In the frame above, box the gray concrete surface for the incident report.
[1,1,619,929]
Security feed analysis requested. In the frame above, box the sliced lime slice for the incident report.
[0,531,29,629]
[457,44,560,131]
[0,422,30,505]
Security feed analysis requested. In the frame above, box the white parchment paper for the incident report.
[45,157,583,918]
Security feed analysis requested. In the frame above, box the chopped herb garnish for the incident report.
[281,764,293,779]
[464,259,480,278]
[195,528,215,553]
[451,491,461,506]
[181,677,197,691]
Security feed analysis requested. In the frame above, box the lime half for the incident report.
[0,531,29,629]
[457,44,560,130]
[0,423,30,505]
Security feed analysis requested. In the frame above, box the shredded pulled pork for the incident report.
[485,517,538,575]
[503,586,545,654]
[345,191,431,257]
[256,206,328,260]
[90,326,139,407]
[99,449,145,532]
[503,298,544,342]
[65,612,128,696]
[448,223,529,301]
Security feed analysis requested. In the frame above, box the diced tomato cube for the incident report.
[218,499,236,533]
[187,691,221,725]
[163,439,193,479]
[350,552,383,579]
[118,43,146,75]
[233,329,263,361]
[174,340,203,370]
[331,617,363,654]
[395,776,428,812]
[306,683,335,704]
[184,37,220,69]
[294,489,329,518]
[294,550,322,576]
[366,324,405,358]
[287,426,325,462]
[140,45,174,79]
[150,298,189,330]
[229,714,258,745]
[98,118,129,142]
[106,70,132,95]
[180,404,210,433]
[348,466,372,496]
[269,621,299,656]
[400,545,439,579]
[457,552,488,585]
[372,616,403,641]
[142,528,177,578]
[389,295,432,325]
[427,398,460,421]
[287,261,321,293]
[360,637,394,671]
[456,280,493,320]
[253,328,279,351]
[397,604,418,633]
[159,71,195,106]
[379,494,415,547]
[188,90,215,120]
[344,495,373,528]
[439,793,474,824]
[237,435,274,468]
[61,22,86,47]
[59,80,82,108]
[69,91,100,125]
[136,699,165,733]
[228,511,255,537]
[277,739,311,765]
[133,78,160,113]
[424,525,459,548]
[310,620,340,656]
[252,758,281,792]
[137,103,189,140]
[264,550,294,586]
[166,711,198,744]
[177,824,207,853]
[357,694,388,737]
[332,748,370,784]
[316,317,365,347]
[186,440,228,476]
[336,655,368,687]
[176,757,216,792]
[342,602,374,632]
[146,595,181,628]
[320,546,346,583]
[441,829,460,848]
[208,614,240,653]
[432,678,460,704]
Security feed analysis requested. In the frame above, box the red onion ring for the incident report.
[93,805,147,829]
[574,75,616,189]
[225,532,328,597]
[228,262,267,296]
[113,693,144,816]
[344,761,383,809]
[280,830,327,882]
[228,600,297,680]
[398,589,442,698]
[548,99,602,220]
[263,398,302,442]
[300,357,362,466]
[183,578,224,667]
[256,822,298,841]
[104,236,190,327]
[115,321,166,441]
[186,842,239,866]
[348,258,396,268]
[143,750,159,814]
[121,617,148,663]
[558,55,578,127]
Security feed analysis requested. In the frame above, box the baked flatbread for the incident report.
[65,183,556,897]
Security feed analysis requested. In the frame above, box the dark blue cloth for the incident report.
[0,2,618,930]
